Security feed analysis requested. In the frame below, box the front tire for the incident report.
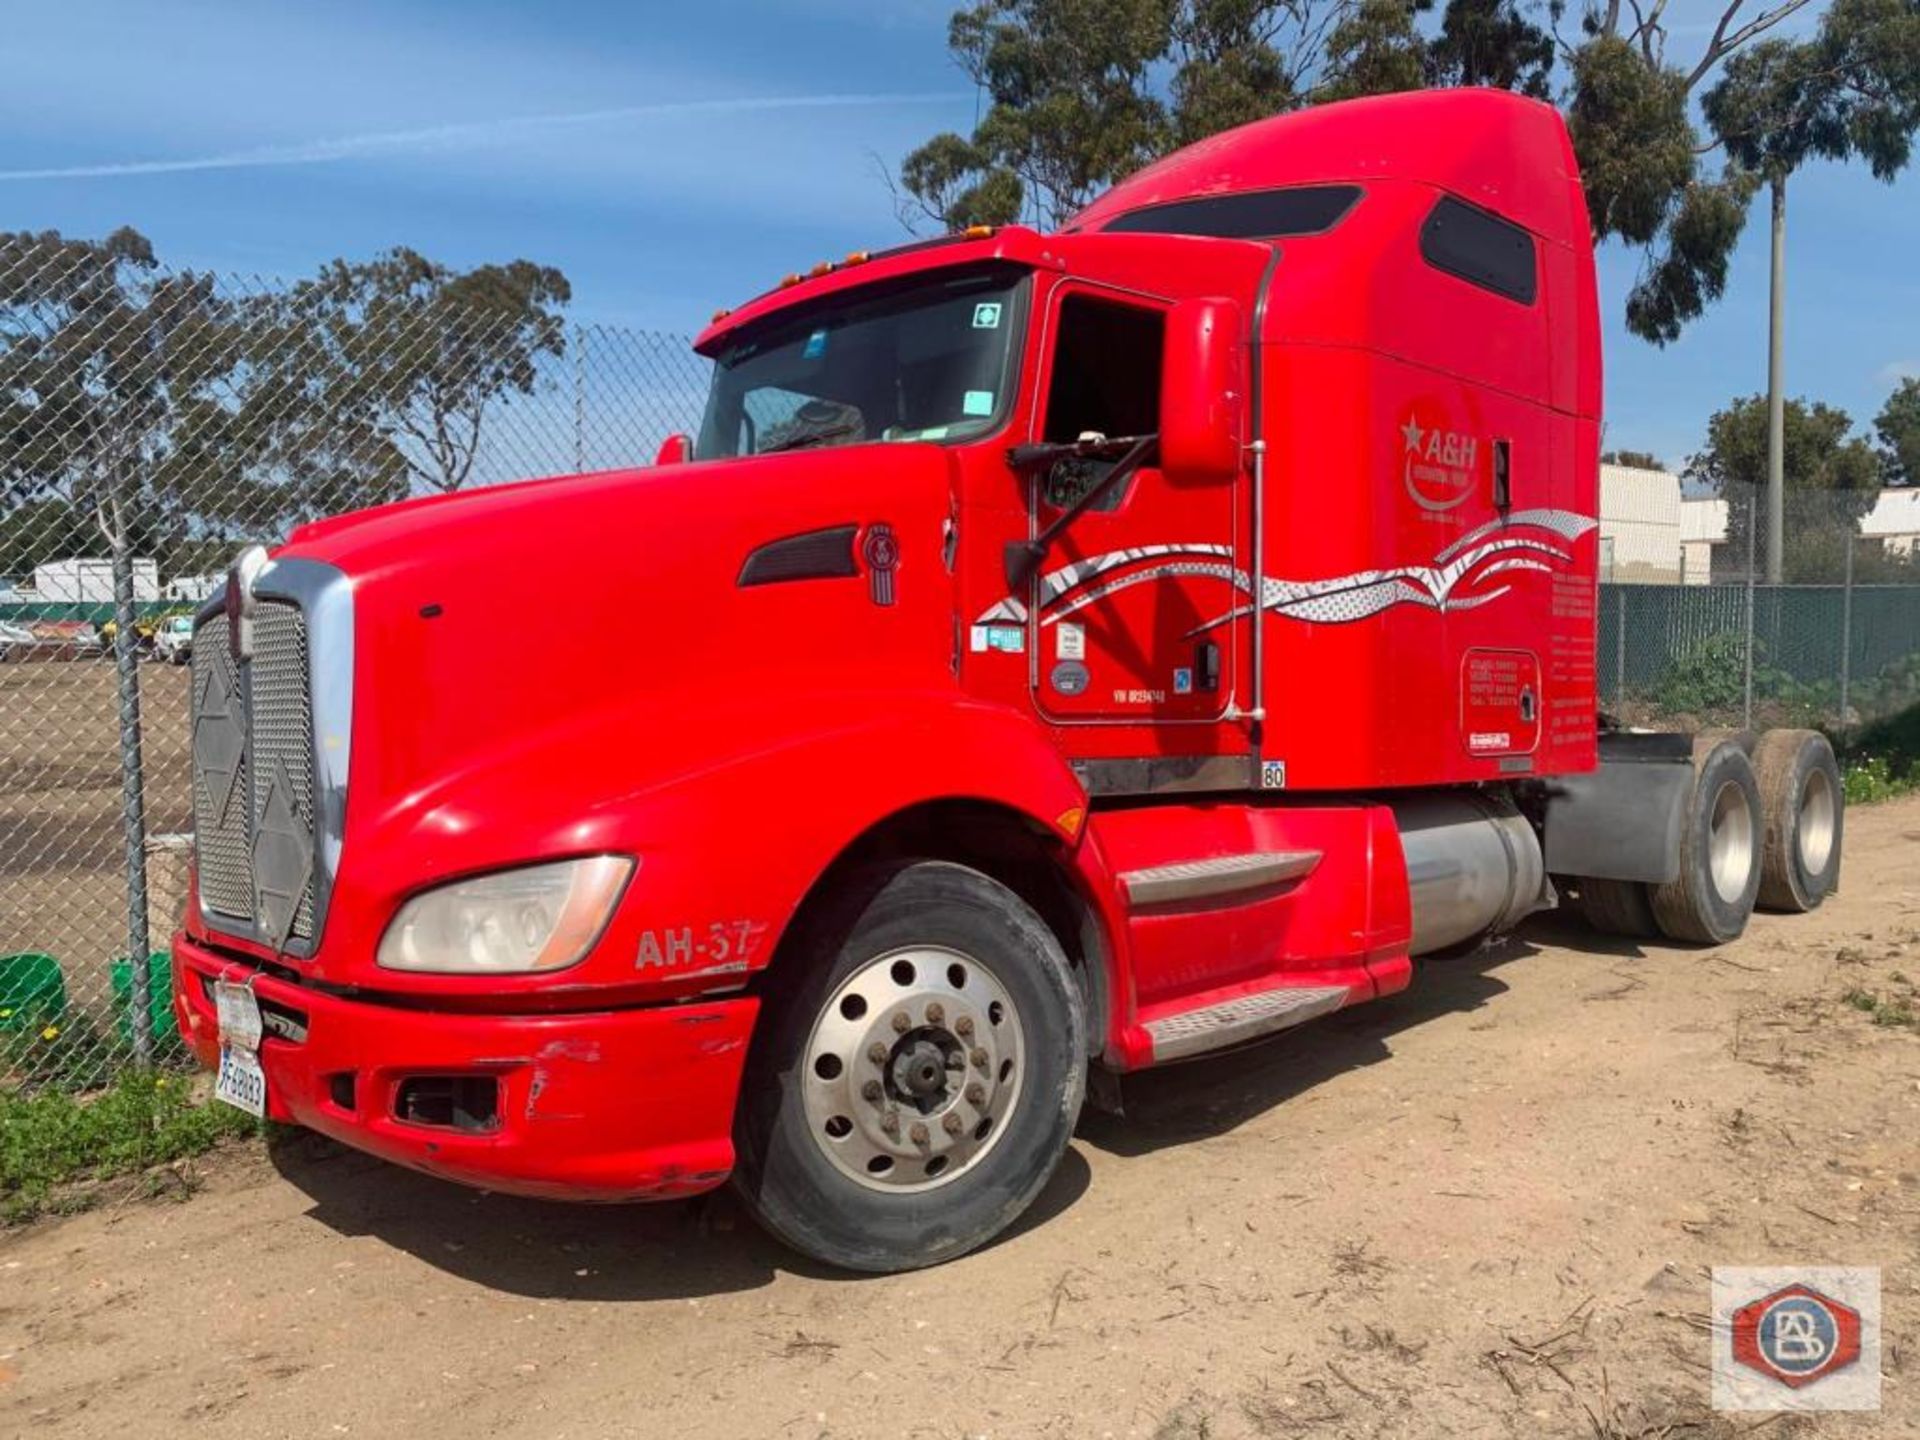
[733,861,1086,1273]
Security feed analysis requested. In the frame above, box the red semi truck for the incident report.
[172,89,1844,1272]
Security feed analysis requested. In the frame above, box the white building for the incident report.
[164,573,221,603]
[1679,495,1728,583]
[31,557,160,604]
[1861,488,1920,556]
[1598,463,1693,583]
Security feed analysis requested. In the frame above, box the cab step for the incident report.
[1143,983,1350,1061]
[1119,849,1321,908]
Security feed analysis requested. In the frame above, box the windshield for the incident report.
[695,263,1028,460]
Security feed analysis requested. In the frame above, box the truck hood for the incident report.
[275,444,960,859]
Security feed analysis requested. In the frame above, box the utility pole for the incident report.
[1764,175,1786,584]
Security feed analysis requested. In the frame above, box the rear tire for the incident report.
[1752,729,1843,912]
[733,861,1086,1273]
[1577,877,1659,938]
[1650,738,1762,945]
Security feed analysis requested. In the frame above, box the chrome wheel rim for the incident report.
[801,945,1025,1193]
[1797,766,1837,876]
[1708,779,1756,904]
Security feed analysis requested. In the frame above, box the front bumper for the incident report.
[172,931,758,1201]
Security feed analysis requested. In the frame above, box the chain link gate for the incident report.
[1,238,710,1091]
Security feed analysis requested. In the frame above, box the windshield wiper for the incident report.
[759,422,861,455]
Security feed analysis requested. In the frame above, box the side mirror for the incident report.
[1159,297,1246,483]
[653,433,692,467]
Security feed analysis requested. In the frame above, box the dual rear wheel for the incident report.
[1579,729,1842,944]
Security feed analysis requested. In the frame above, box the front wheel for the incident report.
[733,861,1086,1273]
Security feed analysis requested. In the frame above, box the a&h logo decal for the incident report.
[1712,1267,1880,1412]
[1401,410,1479,512]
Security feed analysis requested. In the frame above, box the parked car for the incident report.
[153,614,195,665]
[0,620,34,662]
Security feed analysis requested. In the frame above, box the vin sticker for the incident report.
[1056,622,1085,661]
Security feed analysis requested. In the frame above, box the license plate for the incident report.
[212,980,265,1117]
[214,1045,266,1117]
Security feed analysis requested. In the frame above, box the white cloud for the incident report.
[0,93,968,183]
[1877,360,1920,386]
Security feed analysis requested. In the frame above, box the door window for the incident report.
[1041,296,1164,512]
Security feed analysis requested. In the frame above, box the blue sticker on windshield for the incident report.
[802,328,828,359]
[972,302,1003,329]
[963,390,994,417]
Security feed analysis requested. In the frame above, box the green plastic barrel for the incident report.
[111,951,182,1051]
[0,952,67,1031]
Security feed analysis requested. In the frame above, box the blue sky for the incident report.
[2,0,1914,467]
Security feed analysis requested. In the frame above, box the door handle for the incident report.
[1195,640,1220,694]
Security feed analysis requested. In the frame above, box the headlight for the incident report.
[377,856,634,974]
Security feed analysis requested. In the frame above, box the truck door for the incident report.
[1025,288,1241,724]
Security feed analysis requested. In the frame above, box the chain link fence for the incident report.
[4,241,1919,1094]
[1,240,709,1091]
[1600,483,1920,733]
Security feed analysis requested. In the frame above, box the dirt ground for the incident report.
[3,797,1918,1440]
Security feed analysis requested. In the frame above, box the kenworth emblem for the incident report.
[864,523,898,607]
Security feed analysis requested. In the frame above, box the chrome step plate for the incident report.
[1120,849,1321,908]
[1144,985,1349,1062]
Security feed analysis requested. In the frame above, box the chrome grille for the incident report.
[189,598,319,948]
[190,614,252,919]
[252,604,316,944]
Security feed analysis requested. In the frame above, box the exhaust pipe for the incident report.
[1391,794,1546,955]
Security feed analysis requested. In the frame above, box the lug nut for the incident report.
[971,1047,989,1070]
[867,1042,888,1065]
[880,1110,901,1135]
[966,1084,985,1106]
[862,1080,883,1102]
[909,1121,929,1146]
[942,1112,964,1136]
[892,1012,912,1034]
[955,1016,974,1038]
[925,1001,945,1025]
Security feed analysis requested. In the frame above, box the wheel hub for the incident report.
[888,1030,960,1111]
[801,945,1025,1193]
[1707,777,1756,905]
[1797,766,1836,875]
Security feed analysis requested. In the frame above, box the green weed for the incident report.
[1,1071,259,1223]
